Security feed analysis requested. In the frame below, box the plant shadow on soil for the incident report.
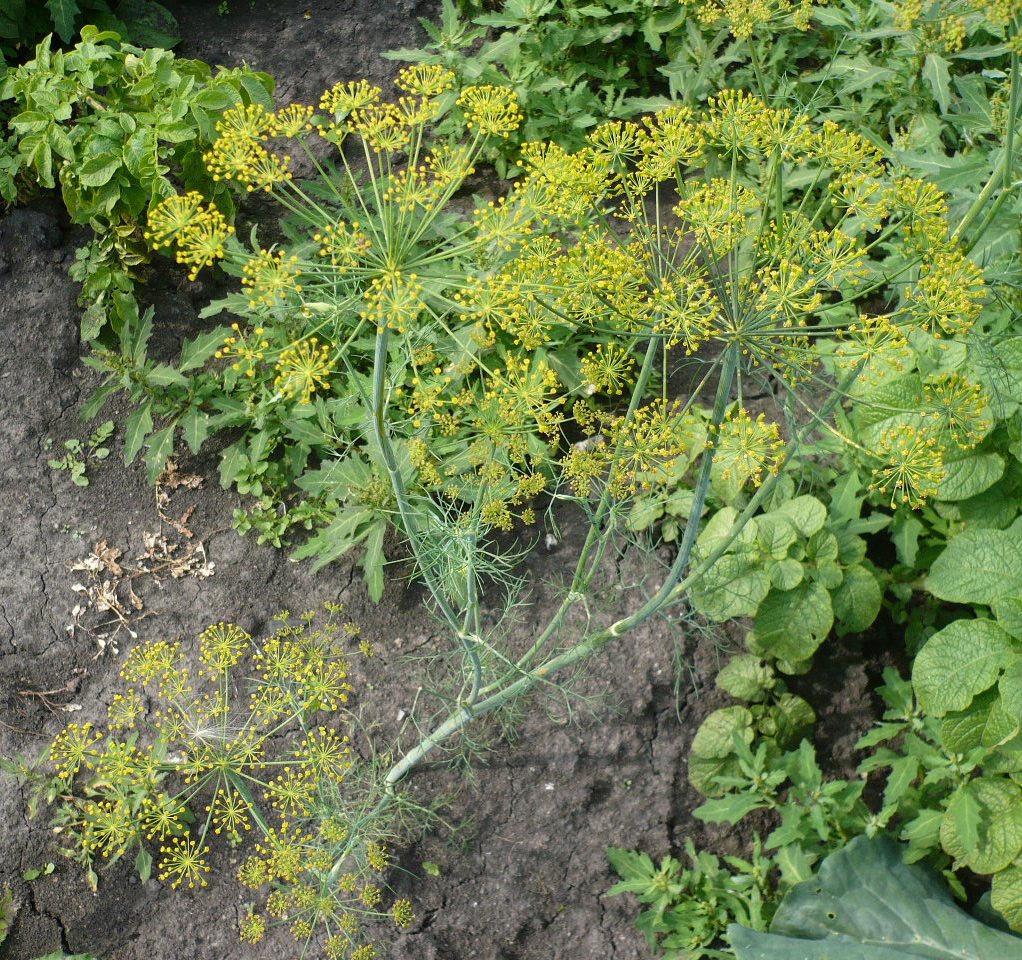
[0,3,884,957]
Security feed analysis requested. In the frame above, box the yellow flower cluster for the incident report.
[680,0,821,37]
[274,337,335,404]
[241,248,303,308]
[146,194,235,280]
[215,322,270,378]
[457,84,523,138]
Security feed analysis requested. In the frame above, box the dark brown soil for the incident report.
[0,4,883,959]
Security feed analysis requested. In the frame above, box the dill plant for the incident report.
[20,608,417,959]
[97,62,996,954]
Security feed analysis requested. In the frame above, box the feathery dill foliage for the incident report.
[39,607,414,958]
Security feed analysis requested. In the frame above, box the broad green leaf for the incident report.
[937,452,1005,502]
[776,496,826,537]
[690,552,770,621]
[912,619,1014,716]
[769,557,803,590]
[687,753,739,796]
[714,655,773,703]
[361,520,386,602]
[751,581,833,665]
[77,154,122,188]
[729,835,1022,958]
[927,529,1022,604]
[991,863,1022,932]
[689,706,754,760]
[135,846,152,883]
[831,564,882,633]
[941,689,997,754]
[940,778,1022,874]
[994,598,1022,640]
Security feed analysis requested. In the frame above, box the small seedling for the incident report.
[47,421,114,487]
[22,862,55,882]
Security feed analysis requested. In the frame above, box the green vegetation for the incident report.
[0,0,1019,957]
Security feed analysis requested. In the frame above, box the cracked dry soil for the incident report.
[0,3,881,957]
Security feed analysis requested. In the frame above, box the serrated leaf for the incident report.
[46,0,80,42]
[179,326,229,372]
[912,619,1014,716]
[144,424,176,483]
[123,403,153,466]
[180,408,210,454]
[946,785,982,854]
[923,52,952,113]
[693,791,768,825]
[940,777,1022,874]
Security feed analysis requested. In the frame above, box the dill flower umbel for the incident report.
[457,84,523,138]
[274,338,335,404]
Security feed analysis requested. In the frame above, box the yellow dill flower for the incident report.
[382,167,443,213]
[351,946,377,960]
[83,798,138,857]
[519,141,613,219]
[702,90,769,155]
[650,274,720,354]
[634,106,703,183]
[270,103,315,138]
[486,354,563,434]
[50,722,102,780]
[581,342,636,395]
[366,841,389,871]
[216,322,270,378]
[275,337,335,404]
[457,84,523,138]
[395,64,456,97]
[351,102,410,152]
[255,821,311,882]
[121,640,183,685]
[242,148,293,192]
[906,249,986,338]
[675,179,758,255]
[106,689,143,730]
[144,191,206,250]
[238,855,269,889]
[158,836,211,889]
[239,910,266,945]
[314,220,371,268]
[208,786,252,839]
[320,79,382,116]
[681,0,823,39]
[425,143,475,185]
[869,419,945,507]
[609,399,697,495]
[295,727,352,779]
[324,936,347,960]
[266,768,316,816]
[923,372,991,447]
[141,792,188,841]
[242,248,304,308]
[712,408,785,487]
[361,270,425,333]
[586,120,648,165]
[834,314,912,383]
[215,103,274,142]
[392,899,415,928]
[199,621,251,672]
[173,205,235,280]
